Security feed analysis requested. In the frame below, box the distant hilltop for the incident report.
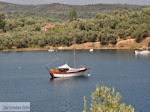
[0,1,150,19]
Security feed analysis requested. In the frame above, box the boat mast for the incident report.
[73,33,76,68]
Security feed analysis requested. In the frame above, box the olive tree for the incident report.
[0,13,5,30]
[69,8,77,22]
[83,84,134,112]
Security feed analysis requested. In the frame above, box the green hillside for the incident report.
[0,2,149,19]
[0,7,150,50]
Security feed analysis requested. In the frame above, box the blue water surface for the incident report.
[0,50,150,112]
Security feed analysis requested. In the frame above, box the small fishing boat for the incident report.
[135,50,150,55]
[49,64,88,78]
[48,32,89,78]
[48,49,55,52]
[89,49,94,52]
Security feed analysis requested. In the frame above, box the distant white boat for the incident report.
[135,50,150,55]
[48,49,55,52]
[89,49,94,52]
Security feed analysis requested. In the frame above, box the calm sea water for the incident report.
[0,50,150,112]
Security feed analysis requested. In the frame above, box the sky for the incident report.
[0,0,150,5]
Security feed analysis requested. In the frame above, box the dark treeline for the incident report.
[0,8,150,49]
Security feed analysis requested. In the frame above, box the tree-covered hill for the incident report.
[0,2,149,19]
[0,8,150,50]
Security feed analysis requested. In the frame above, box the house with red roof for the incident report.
[41,25,54,31]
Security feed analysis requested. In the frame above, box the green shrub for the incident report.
[83,84,134,112]
[148,42,150,47]
[35,26,41,31]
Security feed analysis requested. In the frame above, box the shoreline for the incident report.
[1,37,150,52]
[0,47,135,52]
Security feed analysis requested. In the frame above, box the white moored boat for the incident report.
[49,64,88,78]
[48,30,89,78]
[89,49,94,52]
[48,49,55,52]
[135,50,150,55]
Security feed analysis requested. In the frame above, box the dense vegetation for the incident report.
[83,84,134,112]
[0,6,150,50]
[0,2,150,20]
[148,42,150,47]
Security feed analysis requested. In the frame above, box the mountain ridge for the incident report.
[0,1,150,19]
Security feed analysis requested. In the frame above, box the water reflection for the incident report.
[50,75,89,83]
[135,54,150,59]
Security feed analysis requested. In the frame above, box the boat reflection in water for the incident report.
[49,75,89,88]
[50,75,89,82]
